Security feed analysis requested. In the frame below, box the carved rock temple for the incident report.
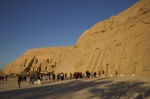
[4,0,150,76]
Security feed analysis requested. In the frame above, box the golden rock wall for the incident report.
[4,0,150,76]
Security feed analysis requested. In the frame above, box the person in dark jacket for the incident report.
[18,75,22,88]
[52,73,56,81]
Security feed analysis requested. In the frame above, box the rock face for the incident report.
[4,0,150,76]
[0,69,4,76]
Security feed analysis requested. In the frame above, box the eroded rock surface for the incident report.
[4,0,150,76]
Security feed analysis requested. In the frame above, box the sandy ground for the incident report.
[0,76,150,99]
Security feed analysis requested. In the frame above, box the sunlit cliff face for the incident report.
[4,0,150,76]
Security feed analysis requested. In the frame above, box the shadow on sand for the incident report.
[89,81,150,99]
[0,78,149,99]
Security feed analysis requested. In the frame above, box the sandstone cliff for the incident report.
[0,69,4,76]
[4,0,150,76]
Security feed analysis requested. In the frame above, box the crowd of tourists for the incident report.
[16,69,106,88]
[0,76,8,82]
[1,69,117,88]
[26,69,105,83]
[0,69,106,88]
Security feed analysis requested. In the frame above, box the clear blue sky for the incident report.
[0,0,139,69]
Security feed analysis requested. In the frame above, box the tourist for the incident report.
[57,73,60,81]
[79,72,82,79]
[1,76,4,81]
[60,72,64,81]
[98,70,101,77]
[18,75,22,88]
[21,76,24,82]
[86,70,90,78]
[48,74,51,80]
[5,76,8,81]
[94,72,97,78]
[29,76,32,84]
[114,69,117,77]
[102,69,105,76]
[74,72,78,79]
[32,75,35,84]
[52,73,56,81]
[70,72,72,79]
[24,76,27,82]
[65,73,67,80]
